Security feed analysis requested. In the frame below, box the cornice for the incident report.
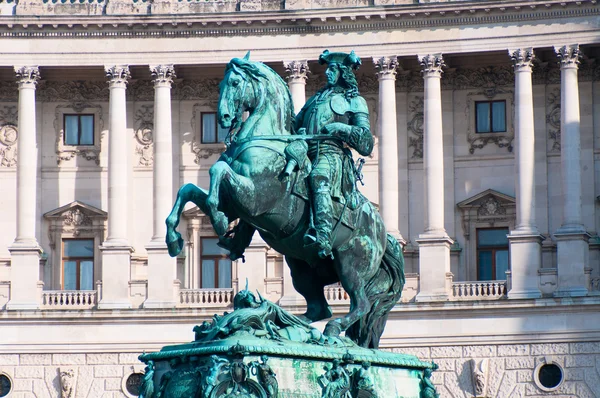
[0,0,596,39]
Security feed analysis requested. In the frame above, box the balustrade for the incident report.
[178,288,234,308]
[41,290,97,309]
[451,281,507,300]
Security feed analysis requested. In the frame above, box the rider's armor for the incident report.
[295,81,373,259]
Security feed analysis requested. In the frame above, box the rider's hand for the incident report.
[321,123,351,138]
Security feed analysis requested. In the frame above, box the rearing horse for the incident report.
[165,53,405,348]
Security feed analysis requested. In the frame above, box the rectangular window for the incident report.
[201,112,229,144]
[475,100,506,133]
[200,238,232,289]
[476,228,509,280]
[62,239,95,290]
[64,114,94,145]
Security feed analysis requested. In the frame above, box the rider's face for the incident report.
[325,63,341,87]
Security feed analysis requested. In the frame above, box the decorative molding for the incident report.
[477,197,507,218]
[37,81,109,102]
[128,79,155,101]
[59,368,77,398]
[0,105,18,167]
[54,102,104,165]
[134,104,154,166]
[105,65,131,87]
[373,56,398,80]
[470,358,489,398]
[465,89,514,154]
[407,96,423,159]
[14,66,40,88]
[150,64,176,87]
[452,66,514,96]
[546,87,561,152]
[175,79,221,101]
[509,48,535,72]
[283,60,309,83]
[555,44,581,68]
[418,54,444,78]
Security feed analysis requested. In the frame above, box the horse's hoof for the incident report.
[166,235,184,257]
[213,211,229,236]
[323,322,342,337]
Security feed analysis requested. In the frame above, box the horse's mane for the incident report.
[226,56,295,135]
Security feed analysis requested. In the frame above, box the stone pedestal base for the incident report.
[144,242,177,309]
[7,244,42,310]
[554,230,590,297]
[507,232,543,299]
[415,235,453,302]
[98,244,133,309]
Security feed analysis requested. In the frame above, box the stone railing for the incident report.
[178,288,234,308]
[324,284,349,303]
[41,290,98,309]
[451,280,507,300]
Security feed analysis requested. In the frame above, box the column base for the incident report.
[507,233,543,300]
[144,241,177,309]
[553,230,590,298]
[98,244,133,310]
[415,235,453,303]
[7,244,42,310]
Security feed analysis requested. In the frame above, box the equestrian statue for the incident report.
[165,50,405,349]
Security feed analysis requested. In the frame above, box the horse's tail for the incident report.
[346,233,405,349]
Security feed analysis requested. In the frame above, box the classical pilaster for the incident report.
[145,65,177,308]
[374,56,404,244]
[507,48,543,299]
[415,54,453,303]
[283,60,309,115]
[99,65,133,310]
[553,45,590,297]
[7,66,42,310]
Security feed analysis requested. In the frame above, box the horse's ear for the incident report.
[243,51,251,61]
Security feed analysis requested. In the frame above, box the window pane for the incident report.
[64,240,95,258]
[217,123,229,143]
[476,102,491,133]
[477,229,509,248]
[202,113,217,143]
[80,260,94,290]
[201,259,216,289]
[478,251,493,281]
[492,101,506,132]
[64,261,77,290]
[202,238,229,256]
[80,115,94,145]
[64,115,80,145]
[218,259,232,288]
[495,250,509,280]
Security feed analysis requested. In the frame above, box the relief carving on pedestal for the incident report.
[546,87,561,152]
[134,104,154,166]
[59,368,77,398]
[0,105,18,167]
[54,102,104,165]
[407,96,424,159]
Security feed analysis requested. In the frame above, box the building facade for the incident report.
[1,0,600,396]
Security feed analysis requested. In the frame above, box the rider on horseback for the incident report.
[295,50,374,259]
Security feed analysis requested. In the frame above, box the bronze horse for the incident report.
[165,53,404,348]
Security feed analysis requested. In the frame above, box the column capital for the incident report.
[283,60,309,83]
[555,44,581,69]
[418,54,444,78]
[150,64,176,88]
[14,66,40,88]
[509,48,535,72]
[105,65,131,88]
[373,56,398,80]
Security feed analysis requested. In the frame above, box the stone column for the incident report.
[415,54,453,303]
[238,235,268,296]
[554,44,590,297]
[374,56,404,244]
[283,60,309,115]
[507,48,543,299]
[99,65,133,309]
[145,65,178,308]
[7,66,42,310]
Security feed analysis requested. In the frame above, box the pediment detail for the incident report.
[457,189,515,219]
[44,200,107,221]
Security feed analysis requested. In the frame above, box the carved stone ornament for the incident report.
[418,54,444,78]
[191,102,226,163]
[14,66,40,87]
[175,78,221,101]
[44,201,107,249]
[37,81,109,102]
[465,89,514,154]
[470,359,489,398]
[555,44,581,68]
[546,87,561,152]
[59,367,77,398]
[54,102,104,165]
[0,105,18,167]
[373,56,398,79]
[509,48,535,71]
[283,60,309,82]
[134,104,154,166]
[105,65,131,86]
[477,196,507,218]
[150,64,176,87]
[451,66,514,96]
[127,79,155,102]
[407,96,424,159]
[63,208,93,237]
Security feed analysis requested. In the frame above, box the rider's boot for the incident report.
[312,185,334,259]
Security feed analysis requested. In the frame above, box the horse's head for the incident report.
[218,52,264,129]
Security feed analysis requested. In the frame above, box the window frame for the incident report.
[476,227,509,281]
[474,100,507,134]
[63,113,95,146]
[61,238,95,291]
[200,237,232,289]
[200,112,228,144]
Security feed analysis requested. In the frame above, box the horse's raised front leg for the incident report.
[166,183,210,257]
[206,161,256,236]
